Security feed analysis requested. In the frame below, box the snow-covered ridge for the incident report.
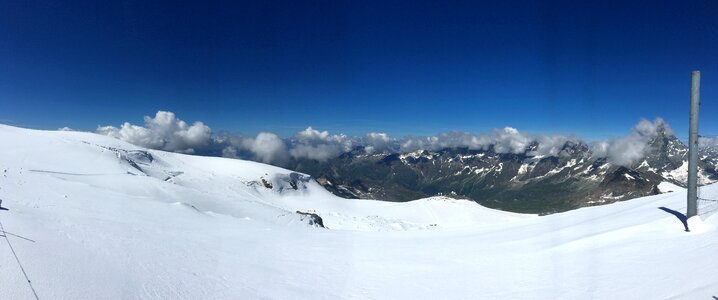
[1,124,717,299]
[0,124,527,232]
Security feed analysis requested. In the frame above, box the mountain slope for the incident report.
[292,125,718,213]
[0,124,717,299]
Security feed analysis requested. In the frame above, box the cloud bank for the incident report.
[219,132,289,164]
[97,111,211,154]
[400,127,574,157]
[288,127,354,161]
[95,111,677,168]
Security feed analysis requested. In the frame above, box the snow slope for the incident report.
[658,181,683,193]
[0,124,716,299]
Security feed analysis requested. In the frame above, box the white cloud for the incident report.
[242,132,289,164]
[217,131,289,164]
[290,144,344,161]
[99,111,679,168]
[590,118,672,167]
[221,145,239,158]
[97,111,211,154]
[530,135,575,157]
[598,136,647,167]
[634,118,673,136]
[590,141,609,158]
[288,127,354,161]
[490,127,532,154]
[399,127,572,157]
[400,136,439,152]
[363,132,395,154]
[699,137,718,149]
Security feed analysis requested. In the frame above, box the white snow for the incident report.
[658,181,683,193]
[664,161,690,183]
[517,163,529,175]
[544,165,567,177]
[638,160,650,169]
[565,158,577,168]
[600,192,623,200]
[473,167,488,175]
[510,163,530,182]
[1,124,717,299]
[663,161,714,185]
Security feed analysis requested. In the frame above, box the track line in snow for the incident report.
[28,169,122,176]
[0,221,39,300]
[0,231,35,243]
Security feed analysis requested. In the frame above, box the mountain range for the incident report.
[287,124,717,213]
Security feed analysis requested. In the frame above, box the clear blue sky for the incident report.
[1,0,717,140]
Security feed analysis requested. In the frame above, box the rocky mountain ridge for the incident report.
[289,125,718,213]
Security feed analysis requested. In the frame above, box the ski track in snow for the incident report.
[0,124,717,299]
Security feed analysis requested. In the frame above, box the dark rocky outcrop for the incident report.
[296,211,324,228]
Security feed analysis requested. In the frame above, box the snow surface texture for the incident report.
[0,124,717,299]
[658,181,683,193]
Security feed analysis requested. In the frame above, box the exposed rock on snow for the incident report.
[296,211,324,228]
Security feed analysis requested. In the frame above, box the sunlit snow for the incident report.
[0,125,716,299]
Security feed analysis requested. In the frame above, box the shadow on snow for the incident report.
[658,207,689,232]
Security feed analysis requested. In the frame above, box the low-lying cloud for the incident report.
[589,118,671,167]
[400,127,574,157]
[95,111,678,168]
[288,127,354,161]
[97,111,211,154]
[699,136,718,149]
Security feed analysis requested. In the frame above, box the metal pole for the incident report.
[687,70,700,218]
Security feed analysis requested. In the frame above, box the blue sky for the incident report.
[1,0,717,140]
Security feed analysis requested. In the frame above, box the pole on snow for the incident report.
[687,70,700,218]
